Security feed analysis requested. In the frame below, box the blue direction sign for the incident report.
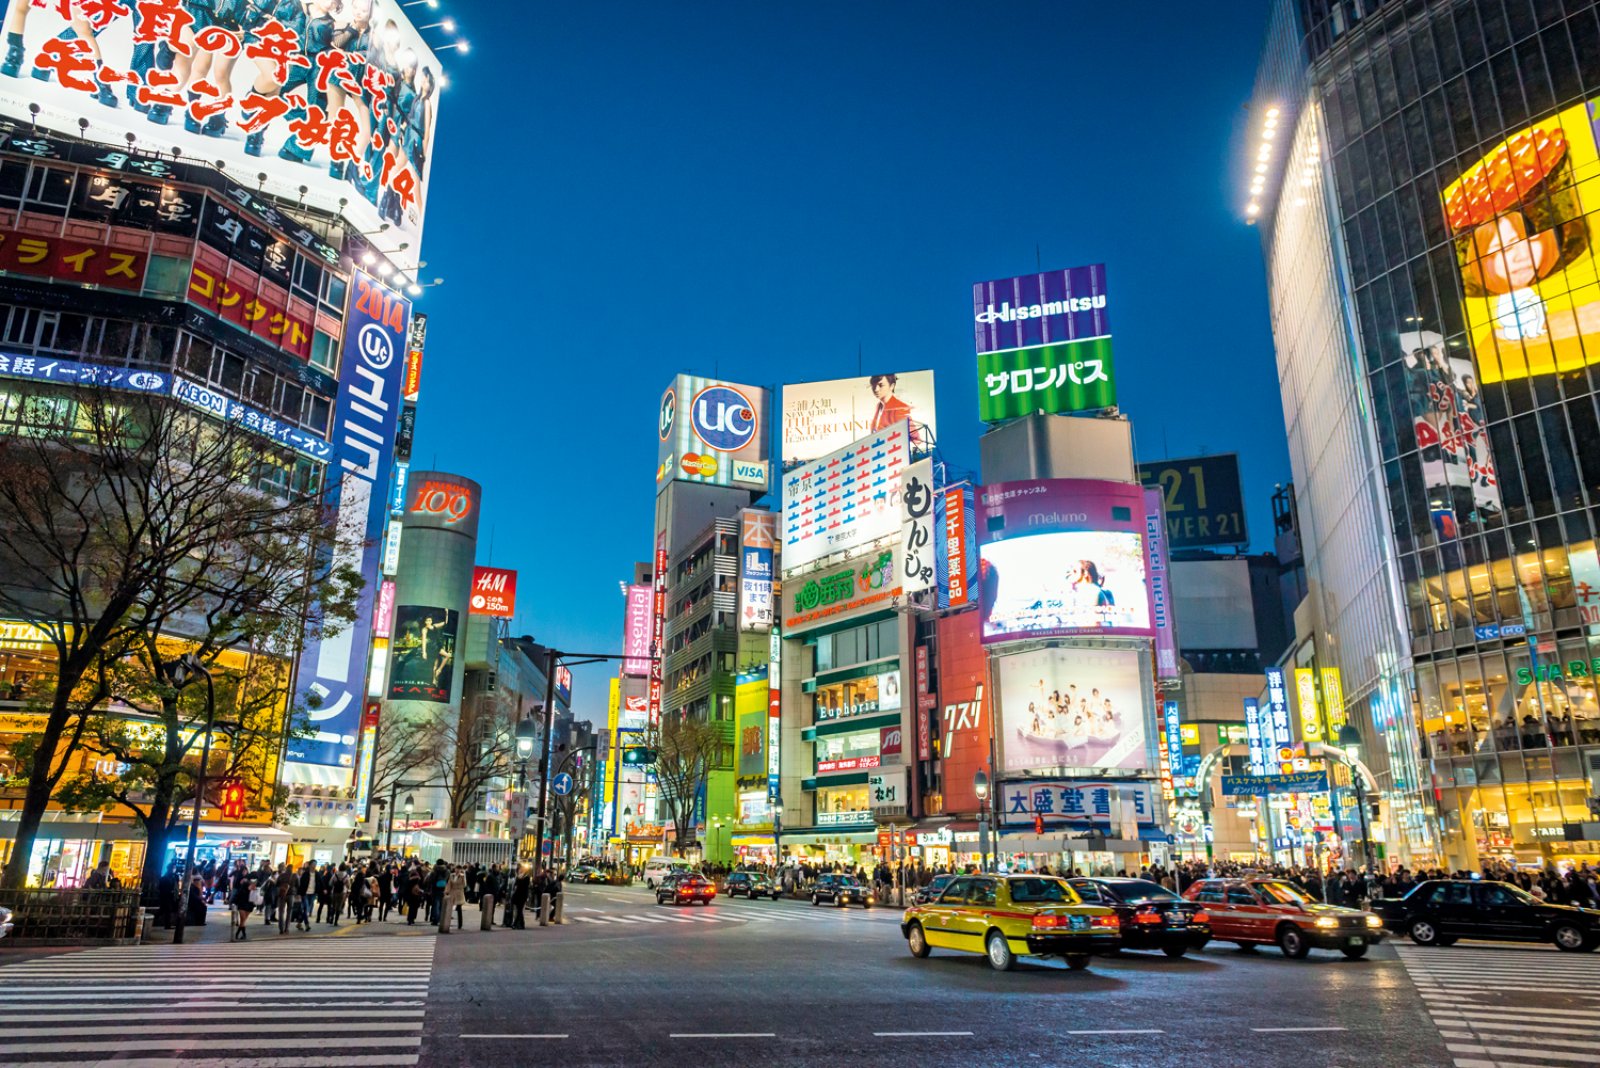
[552,772,574,797]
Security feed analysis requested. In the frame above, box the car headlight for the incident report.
[1315,916,1339,928]
[1366,914,1382,928]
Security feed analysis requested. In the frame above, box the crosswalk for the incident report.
[1396,943,1600,1068]
[567,904,898,927]
[0,933,436,1067]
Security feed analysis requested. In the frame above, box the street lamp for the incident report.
[515,717,536,759]
[1337,724,1376,874]
[973,770,990,874]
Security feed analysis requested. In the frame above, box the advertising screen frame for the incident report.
[780,370,936,470]
[781,419,909,577]
[992,645,1152,777]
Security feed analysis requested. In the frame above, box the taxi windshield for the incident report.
[1256,881,1313,905]
[1007,878,1076,904]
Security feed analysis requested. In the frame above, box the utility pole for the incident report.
[532,647,559,868]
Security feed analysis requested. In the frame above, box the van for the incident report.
[644,857,688,888]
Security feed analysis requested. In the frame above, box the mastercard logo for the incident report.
[681,453,719,478]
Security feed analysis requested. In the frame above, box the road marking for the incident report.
[1446,1043,1598,1064]
[874,1031,975,1037]
[1067,1029,1166,1035]
[1249,1027,1348,1033]
[460,1034,568,1040]
[669,1033,775,1039]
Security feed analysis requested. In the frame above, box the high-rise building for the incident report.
[1251,0,1600,868]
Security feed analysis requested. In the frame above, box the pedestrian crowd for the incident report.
[150,855,574,939]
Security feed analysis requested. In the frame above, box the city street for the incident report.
[4,883,1597,1068]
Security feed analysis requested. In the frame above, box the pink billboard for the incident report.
[622,584,653,677]
[977,479,1154,644]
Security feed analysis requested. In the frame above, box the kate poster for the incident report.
[387,605,458,703]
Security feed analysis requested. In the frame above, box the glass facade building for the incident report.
[1255,0,1600,869]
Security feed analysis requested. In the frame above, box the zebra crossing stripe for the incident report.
[0,935,435,1067]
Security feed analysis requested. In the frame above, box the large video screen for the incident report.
[995,646,1148,775]
[0,1,442,272]
[979,530,1150,643]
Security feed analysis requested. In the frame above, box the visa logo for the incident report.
[733,460,768,486]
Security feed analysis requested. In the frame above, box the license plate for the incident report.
[1070,915,1088,930]
[1347,936,1363,946]
[1167,919,1186,927]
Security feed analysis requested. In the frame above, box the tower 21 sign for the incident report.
[656,374,770,493]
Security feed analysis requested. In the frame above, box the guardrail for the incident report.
[0,887,144,945]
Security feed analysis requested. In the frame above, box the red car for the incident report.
[1181,877,1385,959]
[657,872,716,906]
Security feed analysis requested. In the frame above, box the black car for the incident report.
[812,873,873,908]
[912,873,958,906]
[725,871,781,900]
[1069,877,1212,957]
[1373,879,1600,952]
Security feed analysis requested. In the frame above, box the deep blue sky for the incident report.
[410,1,1285,727]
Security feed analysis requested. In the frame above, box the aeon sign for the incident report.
[692,385,758,452]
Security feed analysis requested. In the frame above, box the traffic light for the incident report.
[621,746,657,767]
[218,780,248,820]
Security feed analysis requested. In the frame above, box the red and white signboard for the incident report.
[880,725,904,757]
[469,567,517,618]
[815,755,881,774]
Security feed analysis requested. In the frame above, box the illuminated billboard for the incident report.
[973,264,1110,355]
[0,1,444,273]
[1396,329,1502,538]
[469,567,516,618]
[621,584,653,677]
[781,420,908,576]
[738,510,775,631]
[994,646,1149,775]
[388,605,458,703]
[976,478,1152,643]
[977,338,1117,422]
[1137,453,1248,550]
[1445,101,1600,387]
[781,371,936,470]
[656,374,770,492]
[979,531,1150,642]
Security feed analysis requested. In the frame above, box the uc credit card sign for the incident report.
[656,374,770,492]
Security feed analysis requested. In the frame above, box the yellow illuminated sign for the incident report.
[1321,667,1346,732]
[1178,724,1200,746]
[1295,668,1321,744]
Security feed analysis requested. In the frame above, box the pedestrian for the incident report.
[378,863,394,922]
[511,865,530,929]
[441,867,466,933]
[185,874,209,927]
[327,865,348,926]
[404,866,423,925]
[155,863,180,929]
[230,877,256,941]
[276,864,298,935]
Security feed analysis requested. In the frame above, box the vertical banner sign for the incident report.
[900,458,935,595]
[1244,698,1268,775]
[936,485,974,610]
[649,539,667,725]
[1321,667,1347,733]
[403,314,427,403]
[768,627,782,805]
[1164,701,1184,790]
[739,510,776,631]
[1143,486,1180,680]
[373,580,397,639]
[622,585,654,676]
[289,271,410,769]
[915,644,933,760]
[355,701,380,814]
[1264,667,1294,770]
[1295,668,1322,744]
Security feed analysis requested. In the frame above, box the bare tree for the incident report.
[422,687,521,831]
[0,387,348,889]
[645,715,724,857]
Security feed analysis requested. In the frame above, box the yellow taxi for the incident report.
[901,873,1120,971]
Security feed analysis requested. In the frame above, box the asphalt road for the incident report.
[424,883,1454,1068]
[3,884,1596,1068]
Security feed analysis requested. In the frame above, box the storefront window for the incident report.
[814,730,880,773]
[816,785,870,825]
[814,671,898,723]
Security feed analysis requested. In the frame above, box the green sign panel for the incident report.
[977,336,1116,422]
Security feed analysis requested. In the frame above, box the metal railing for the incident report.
[0,886,144,945]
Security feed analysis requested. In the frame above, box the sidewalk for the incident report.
[140,903,467,943]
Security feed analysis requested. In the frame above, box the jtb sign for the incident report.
[289,272,409,769]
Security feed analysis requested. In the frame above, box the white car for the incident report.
[0,904,13,940]
[643,858,689,889]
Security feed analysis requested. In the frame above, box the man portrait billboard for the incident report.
[387,605,457,703]
[781,370,936,469]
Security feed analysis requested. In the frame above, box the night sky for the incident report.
[409,1,1285,726]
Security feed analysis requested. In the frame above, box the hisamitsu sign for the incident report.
[1220,772,1330,797]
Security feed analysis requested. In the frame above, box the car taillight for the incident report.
[1134,907,1163,925]
[1032,913,1067,929]
[1091,914,1120,930]
[1192,910,1210,924]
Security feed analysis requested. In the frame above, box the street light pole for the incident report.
[973,770,990,874]
[1337,725,1376,874]
[172,655,216,946]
